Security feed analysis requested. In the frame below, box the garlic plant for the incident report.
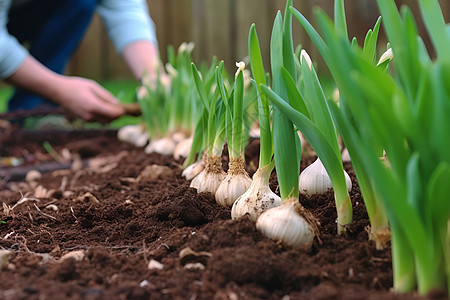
[231,24,281,220]
[292,3,391,247]
[189,62,227,194]
[262,43,354,235]
[215,62,252,207]
[299,157,351,196]
[182,59,220,168]
[138,78,174,155]
[255,1,318,250]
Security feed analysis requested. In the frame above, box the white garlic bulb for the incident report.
[299,158,352,196]
[174,136,193,160]
[190,155,226,194]
[231,162,281,221]
[215,157,252,207]
[249,122,261,138]
[117,123,149,147]
[134,131,150,147]
[341,148,351,162]
[182,159,205,181]
[145,137,176,156]
[189,168,205,190]
[256,197,318,250]
[171,131,188,143]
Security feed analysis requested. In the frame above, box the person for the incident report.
[0,0,164,122]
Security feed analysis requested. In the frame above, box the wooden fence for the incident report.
[67,0,450,80]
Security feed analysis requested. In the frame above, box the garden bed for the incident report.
[0,127,446,300]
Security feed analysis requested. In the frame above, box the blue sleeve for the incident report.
[0,0,28,79]
[96,0,158,54]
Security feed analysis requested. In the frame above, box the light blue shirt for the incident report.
[0,0,158,79]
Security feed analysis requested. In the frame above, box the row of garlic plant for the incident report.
[122,42,222,161]
[186,0,355,250]
[128,0,448,295]
[292,0,449,295]
[188,0,352,250]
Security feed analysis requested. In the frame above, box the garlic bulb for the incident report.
[215,157,252,207]
[190,155,226,194]
[299,158,352,196]
[182,159,205,181]
[341,148,351,162]
[171,131,188,144]
[256,197,318,250]
[117,123,149,147]
[145,137,176,155]
[231,162,281,221]
[134,131,150,147]
[174,136,193,160]
[189,168,205,190]
[249,122,261,138]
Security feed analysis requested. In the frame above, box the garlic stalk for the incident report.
[190,154,225,194]
[231,161,281,221]
[215,156,252,207]
[299,158,352,197]
[256,197,318,250]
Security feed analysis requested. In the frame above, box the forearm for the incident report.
[5,55,64,104]
[121,40,163,81]
[5,55,124,121]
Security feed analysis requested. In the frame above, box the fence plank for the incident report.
[67,0,450,80]
[66,15,103,78]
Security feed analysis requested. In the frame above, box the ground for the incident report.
[0,127,447,300]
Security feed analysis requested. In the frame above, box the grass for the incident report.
[0,84,13,113]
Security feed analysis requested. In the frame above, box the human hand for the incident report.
[54,76,125,122]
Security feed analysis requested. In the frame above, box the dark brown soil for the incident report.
[0,127,447,300]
